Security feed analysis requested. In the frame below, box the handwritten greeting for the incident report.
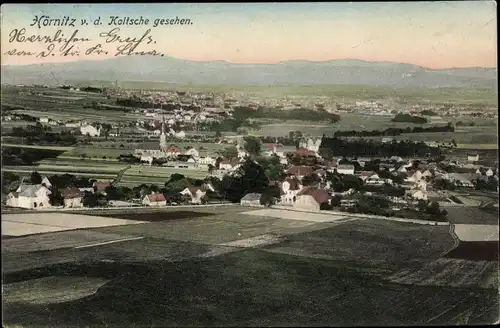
[3,15,194,59]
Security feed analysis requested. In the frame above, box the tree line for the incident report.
[319,137,443,159]
[232,105,341,123]
[391,113,428,124]
[333,124,454,137]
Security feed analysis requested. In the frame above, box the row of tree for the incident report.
[333,124,454,137]
[319,137,443,159]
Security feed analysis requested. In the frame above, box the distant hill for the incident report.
[1,56,497,88]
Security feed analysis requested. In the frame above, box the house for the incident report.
[390,156,404,162]
[294,147,316,157]
[41,176,52,189]
[476,168,494,177]
[166,145,182,157]
[180,187,207,204]
[142,192,166,206]
[184,147,200,158]
[93,181,111,194]
[237,147,249,159]
[140,155,154,165]
[447,173,474,188]
[293,187,330,211]
[405,180,428,200]
[421,169,433,178]
[396,165,407,173]
[467,154,479,162]
[198,155,217,166]
[407,189,428,200]
[286,166,314,179]
[60,187,84,208]
[364,173,386,186]
[39,117,49,123]
[357,171,376,182]
[281,177,303,204]
[405,170,423,183]
[80,124,101,137]
[336,164,355,175]
[240,193,263,207]
[6,184,52,209]
[340,199,358,209]
[219,160,239,171]
[79,187,94,194]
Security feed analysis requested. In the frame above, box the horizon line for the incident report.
[1,56,497,70]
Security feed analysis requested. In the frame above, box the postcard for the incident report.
[1,2,498,327]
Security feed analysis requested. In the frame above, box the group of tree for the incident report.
[417,200,448,218]
[2,147,64,166]
[219,158,281,204]
[391,113,428,124]
[9,124,77,146]
[333,124,454,137]
[232,105,341,123]
[319,137,442,159]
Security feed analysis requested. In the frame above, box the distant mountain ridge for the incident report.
[1,57,497,88]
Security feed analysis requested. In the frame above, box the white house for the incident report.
[41,176,52,189]
[184,148,200,158]
[405,170,423,183]
[467,154,479,162]
[80,124,101,137]
[39,117,49,123]
[281,177,303,204]
[240,193,263,207]
[60,187,84,208]
[6,184,52,209]
[336,164,355,175]
[237,147,249,159]
[364,173,386,186]
[142,193,166,206]
[198,156,217,166]
[180,187,207,204]
[140,155,154,165]
[293,187,330,211]
[219,160,238,171]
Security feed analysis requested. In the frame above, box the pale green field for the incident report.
[1,144,74,151]
[1,168,116,180]
[118,165,210,187]
[456,143,498,150]
[61,147,132,158]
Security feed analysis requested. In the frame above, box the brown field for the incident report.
[444,241,499,261]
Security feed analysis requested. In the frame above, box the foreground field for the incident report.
[2,207,498,326]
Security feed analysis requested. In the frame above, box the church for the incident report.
[134,116,172,159]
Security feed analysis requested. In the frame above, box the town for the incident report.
[2,85,498,219]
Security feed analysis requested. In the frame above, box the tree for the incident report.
[426,201,442,216]
[208,164,215,174]
[451,139,457,148]
[29,171,42,184]
[101,123,112,141]
[331,194,342,207]
[302,174,321,187]
[417,199,429,212]
[82,191,98,207]
[222,146,238,160]
[221,158,270,202]
[215,131,222,138]
[243,136,262,156]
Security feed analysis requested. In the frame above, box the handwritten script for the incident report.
[3,15,194,60]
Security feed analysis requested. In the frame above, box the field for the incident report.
[63,81,498,105]
[118,166,211,187]
[2,206,499,326]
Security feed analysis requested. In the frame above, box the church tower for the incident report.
[159,115,168,154]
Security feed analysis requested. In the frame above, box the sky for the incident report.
[1,2,497,68]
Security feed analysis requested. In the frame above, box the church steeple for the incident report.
[159,115,168,154]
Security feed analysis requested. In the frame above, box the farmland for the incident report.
[2,206,498,327]
[118,166,211,188]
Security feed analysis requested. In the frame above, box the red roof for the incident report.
[263,143,277,151]
[168,146,181,153]
[287,165,314,176]
[59,187,83,199]
[295,148,316,156]
[147,193,166,202]
[297,187,330,204]
[93,181,111,191]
